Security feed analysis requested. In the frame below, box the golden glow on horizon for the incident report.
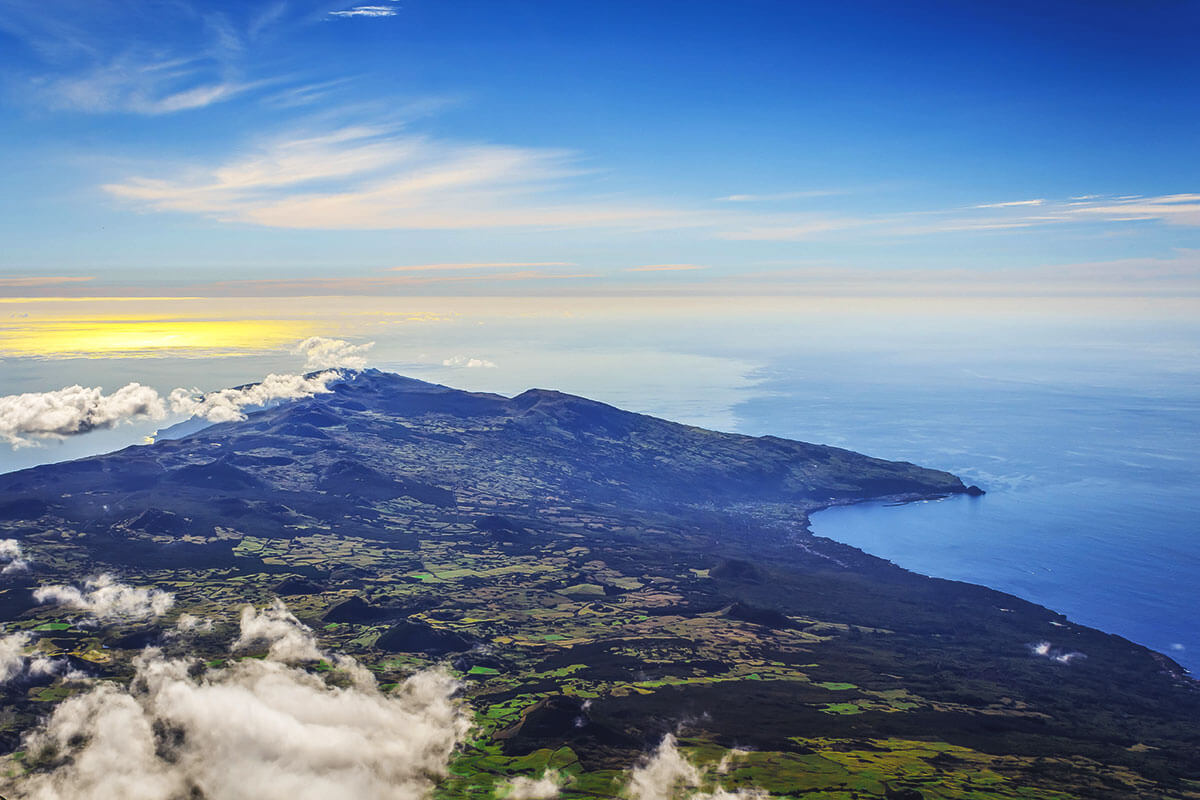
[0,294,1195,362]
[0,317,316,359]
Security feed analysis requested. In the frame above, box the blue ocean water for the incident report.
[735,346,1200,674]
[3,300,1196,675]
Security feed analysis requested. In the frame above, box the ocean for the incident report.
[732,320,1200,674]
[3,296,1197,672]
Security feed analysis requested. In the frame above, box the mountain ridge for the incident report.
[1,369,1197,799]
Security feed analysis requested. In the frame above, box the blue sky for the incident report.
[1,0,1198,296]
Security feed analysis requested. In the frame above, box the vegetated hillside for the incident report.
[0,370,1196,800]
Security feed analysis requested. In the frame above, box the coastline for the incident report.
[803,491,1196,683]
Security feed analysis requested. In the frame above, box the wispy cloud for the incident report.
[0,276,94,287]
[103,123,707,230]
[388,261,575,272]
[199,268,601,295]
[719,193,1200,240]
[0,0,301,115]
[971,198,1045,208]
[625,264,708,272]
[37,58,257,114]
[716,190,847,203]
[717,218,866,241]
[329,5,400,18]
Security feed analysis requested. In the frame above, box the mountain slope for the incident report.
[0,370,1196,799]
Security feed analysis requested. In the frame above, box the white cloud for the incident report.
[626,735,768,800]
[41,62,252,115]
[0,630,68,686]
[716,190,846,202]
[0,383,167,447]
[718,192,1200,241]
[971,199,1045,209]
[102,124,707,231]
[442,355,497,369]
[0,1,290,116]
[330,6,399,18]
[168,370,339,423]
[1028,640,1086,665]
[4,645,469,800]
[1,357,344,448]
[1,539,31,575]
[498,770,562,800]
[175,613,214,634]
[33,574,174,624]
[294,336,374,370]
[0,631,32,685]
[233,599,324,663]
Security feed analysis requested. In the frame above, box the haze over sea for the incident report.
[2,295,1197,672]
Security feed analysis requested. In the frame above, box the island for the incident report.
[0,369,1196,799]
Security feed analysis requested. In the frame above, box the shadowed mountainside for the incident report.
[0,370,1196,799]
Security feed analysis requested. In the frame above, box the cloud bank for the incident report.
[4,643,468,800]
[2,338,373,446]
[33,575,174,624]
[0,383,167,446]
[168,371,339,424]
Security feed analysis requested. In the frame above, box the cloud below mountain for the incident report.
[1,337,376,446]
[33,575,174,624]
[4,637,469,800]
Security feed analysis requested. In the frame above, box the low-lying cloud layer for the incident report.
[498,770,562,800]
[0,383,166,446]
[626,735,767,800]
[1,539,30,575]
[233,599,325,663]
[168,371,338,424]
[2,337,371,446]
[33,575,174,624]
[3,600,470,800]
[1029,640,1086,665]
[0,631,64,686]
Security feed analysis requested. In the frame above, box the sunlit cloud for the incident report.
[442,355,496,368]
[294,336,374,370]
[102,123,716,231]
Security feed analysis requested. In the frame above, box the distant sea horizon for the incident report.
[739,342,1200,674]
[3,297,1197,672]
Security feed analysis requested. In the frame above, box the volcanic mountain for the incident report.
[0,369,1196,799]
